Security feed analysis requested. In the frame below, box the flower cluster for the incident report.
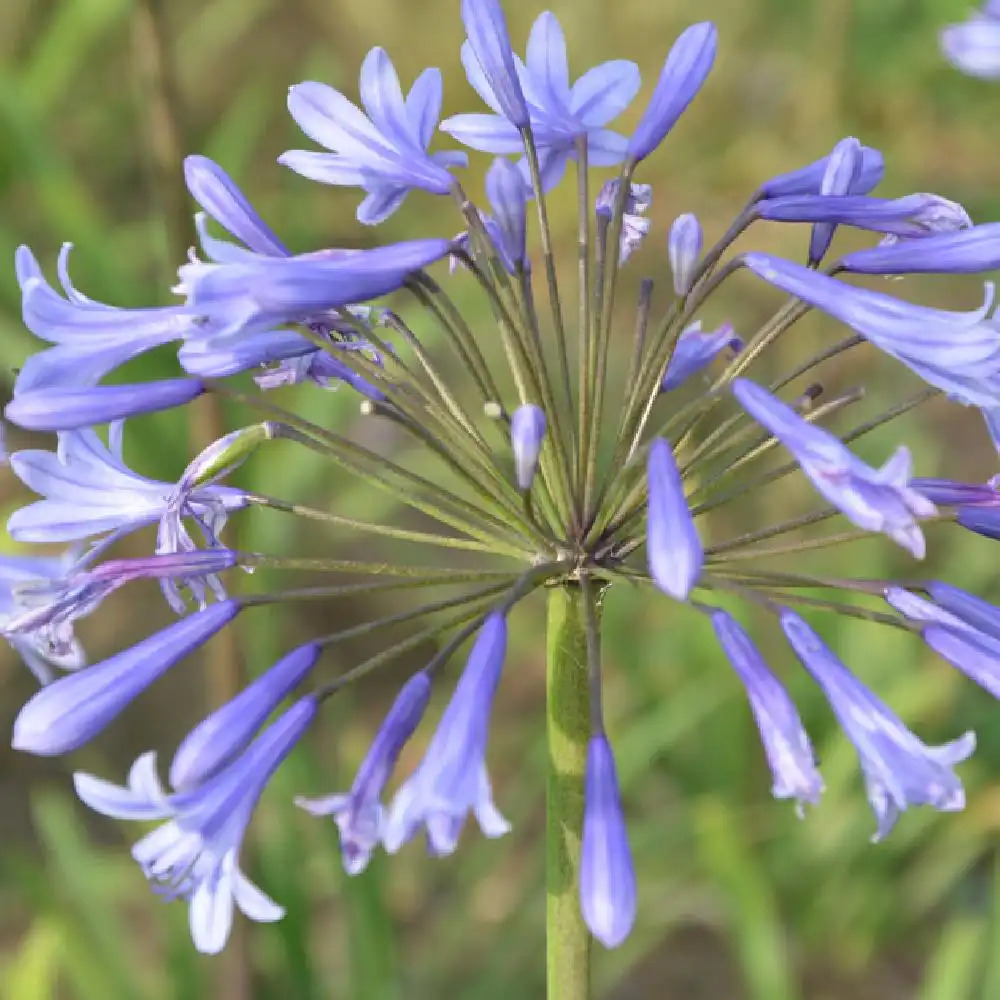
[7,0,1000,957]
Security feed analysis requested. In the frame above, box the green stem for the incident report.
[546,584,592,1000]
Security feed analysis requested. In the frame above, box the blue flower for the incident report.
[484,157,530,272]
[383,613,511,854]
[580,733,636,949]
[755,193,972,240]
[710,609,823,811]
[0,552,85,684]
[667,212,702,295]
[646,438,703,600]
[740,253,1000,429]
[510,404,547,490]
[459,0,529,127]
[596,181,652,264]
[841,223,1000,275]
[171,643,321,791]
[176,240,451,347]
[912,476,1000,508]
[7,426,247,549]
[13,245,195,394]
[807,137,865,264]
[73,697,316,953]
[5,378,206,432]
[886,585,1000,698]
[1,551,237,665]
[757,143,884,199]
[626,21,716,163]
[280,48,466,224]
[297,671,431,874]
[732,378,936,557]
[941,3,1000,79]
[442,10,640,191]
[780,610,975,840]
[660,322,739,392]
[184,155,289,263]
[12,600,240,756]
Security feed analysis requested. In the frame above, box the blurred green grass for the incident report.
[3,0,1000,997]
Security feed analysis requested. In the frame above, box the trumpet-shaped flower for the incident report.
[383,614,511,855]
[73,697,316,953]
[781,610,975,840]
[732,378,936,557]
[297,671,431,874]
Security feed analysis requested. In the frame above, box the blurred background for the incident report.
[3,0,1000,997]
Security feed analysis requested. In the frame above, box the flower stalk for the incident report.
[546,583,594,1000]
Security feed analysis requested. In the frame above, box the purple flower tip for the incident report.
[510,404,547,490]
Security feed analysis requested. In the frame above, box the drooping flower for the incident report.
[13,601,241,756]
[580,733,636,949]
[646,437,703,599]
[781,610,974,840]
[710,609,823,810]
[297,671,432,874]
[442,10,640,191]
[383,613,511,855]
[732,378,936,557]
[171,643,322,790]
[510,404,547,490]
[280,48,466,224]
[740,253,1000,442]
[74,697,316,953]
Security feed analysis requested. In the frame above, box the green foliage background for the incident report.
[2,0,1000,997]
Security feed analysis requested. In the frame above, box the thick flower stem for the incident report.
[546,584,592,1000]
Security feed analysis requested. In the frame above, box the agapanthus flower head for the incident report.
[74,696,316,954]
[14,0,1000,960]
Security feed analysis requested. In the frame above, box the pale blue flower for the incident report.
[13,601,240,755]
[781,610,975,840]
[941,3,1000,79]
[74,697,315,953]
[297,671,431,874]
[668,212,702,294]
[732,378,936,557]
[383,613,511,854]
[280,48,466,224]
[510,404,547,490]
[661,322,739,392]
[442,10,640,191]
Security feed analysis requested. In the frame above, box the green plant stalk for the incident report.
[546,584,592,1000]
